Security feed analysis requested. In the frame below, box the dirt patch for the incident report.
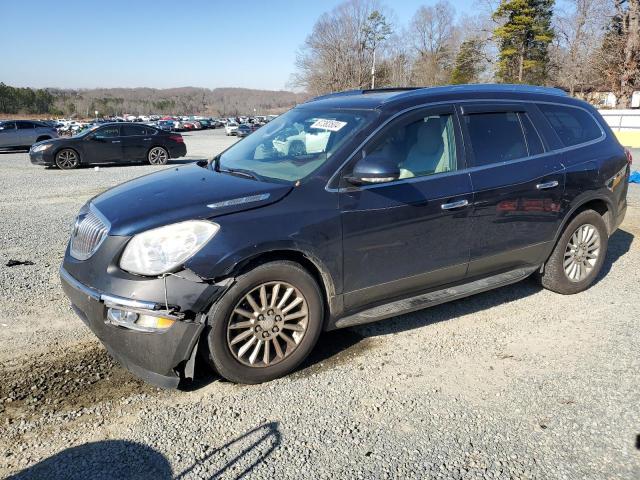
[0,340,157,422]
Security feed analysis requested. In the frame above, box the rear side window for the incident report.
[538,104,602,147]
[463,112,528,166]
[123,125,148,136]
[0,121,16,130]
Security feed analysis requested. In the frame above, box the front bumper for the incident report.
[60,266,209,388]
[29,148,54,166]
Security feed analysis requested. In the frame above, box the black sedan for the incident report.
[29,123,187,169]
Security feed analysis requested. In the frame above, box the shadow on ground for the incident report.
[8,422,281,480]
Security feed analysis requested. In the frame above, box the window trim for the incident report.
[325,98,606,192]
[335,105,465,191]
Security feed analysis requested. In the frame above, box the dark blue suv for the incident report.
[59,84,631,387]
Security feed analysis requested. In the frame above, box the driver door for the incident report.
[339,105,473,310]
[85,125,123,162]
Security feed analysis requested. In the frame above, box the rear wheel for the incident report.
[148,146,169,165]
[55,149,79,169]
[537,210,608,294]
[206,261,323,384]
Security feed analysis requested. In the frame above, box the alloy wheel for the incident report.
[148,147,168,165]
[56,149,79,169]
[563,223,600,282]
[226,281,309,367]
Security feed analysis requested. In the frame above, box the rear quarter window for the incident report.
[538,104,602,147]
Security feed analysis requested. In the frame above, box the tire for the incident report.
[537,209,608,294]
[148,146,169,165]
[55,148,80,170]
[206,260,324,384]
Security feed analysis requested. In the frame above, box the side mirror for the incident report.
[346,151,400,185]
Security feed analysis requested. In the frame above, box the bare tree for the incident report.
[596,0,640,107]
[552,0,613,95]
[408,1,458,86]
[291,0,389,95]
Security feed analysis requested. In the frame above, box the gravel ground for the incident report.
[0,131,639,479]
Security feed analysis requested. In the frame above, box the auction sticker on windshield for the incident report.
[310,119,347,131]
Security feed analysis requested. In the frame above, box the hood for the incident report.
[92,163,292,236]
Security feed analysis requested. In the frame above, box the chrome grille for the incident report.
[70,209,109,260]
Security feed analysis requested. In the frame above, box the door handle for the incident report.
[536,180,559,190]
[111,140,121,143]
[143,138,152,141]
[441,199,469,210]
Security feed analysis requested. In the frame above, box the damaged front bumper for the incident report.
[60,265,221,388]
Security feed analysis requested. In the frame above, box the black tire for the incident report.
[147,146,169,165]
[537,209,608,294]
[206,260,324,384]
[55,148,80,170]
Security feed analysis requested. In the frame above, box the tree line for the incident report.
[291,0,640,108]
[0,84,304,117]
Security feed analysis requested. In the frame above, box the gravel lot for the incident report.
[0,129,639,479]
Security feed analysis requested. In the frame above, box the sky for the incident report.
[0,0,479,91]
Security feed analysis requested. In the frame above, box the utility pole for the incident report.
[371,48,376,89]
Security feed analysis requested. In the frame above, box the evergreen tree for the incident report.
[450,39,484,84]
[493,0,555,84]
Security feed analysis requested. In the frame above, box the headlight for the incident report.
[32,143,52,153]
[120,220,219,276]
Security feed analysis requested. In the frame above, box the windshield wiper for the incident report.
[221,168,261,181]
[211,156,261,181]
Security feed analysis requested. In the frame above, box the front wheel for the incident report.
[206,261,323,384]
[148,146,169,165]
[55,149,80,169]
[537,209,608,294]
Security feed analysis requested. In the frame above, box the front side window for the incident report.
[365,113,458,179]
[538,103,602,147]
[217,108,376,183]
[464,112,528,166]
[16,121,35,130]
[94,126,120,138]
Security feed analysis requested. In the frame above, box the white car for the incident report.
[225,122,239,136]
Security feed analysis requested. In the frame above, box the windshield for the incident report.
[217,108,376,183]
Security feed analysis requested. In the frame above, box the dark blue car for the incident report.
[59,84,631,387]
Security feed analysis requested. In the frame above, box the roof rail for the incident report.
[307,87,423,103]
[361,87,423,94]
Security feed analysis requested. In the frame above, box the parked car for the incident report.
[58,84,630,388]
[0,120,59,149]
[235,124,252,138]
[30,122,186,169]
[157,120,175,132]
[225,122,239,136]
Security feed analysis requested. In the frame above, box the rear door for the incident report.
[339,105,473,310]
[85,125,123,162]
[121,124,155,161]
[16,121,37,146]
[460,102,565,276]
